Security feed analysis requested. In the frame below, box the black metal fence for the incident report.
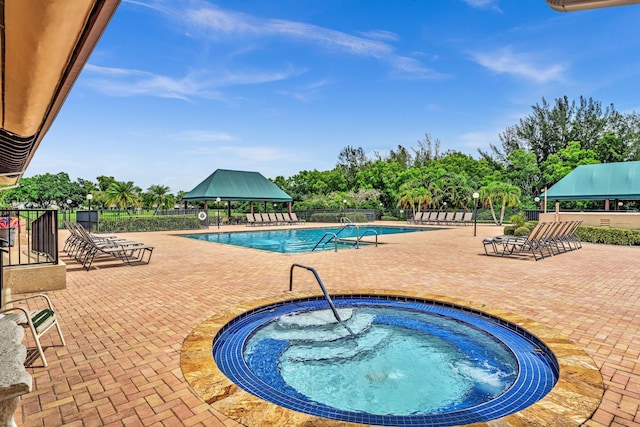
[1,208,59,268]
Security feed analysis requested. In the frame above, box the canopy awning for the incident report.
[0,0,120,187]
[183,169,293,202]
[543,161,640,200]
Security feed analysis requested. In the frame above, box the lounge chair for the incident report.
[246,213,257,226]
[408,212,423,224]
[422,211,436,224]
[289,212,304,224]
[0,294,66,367]
[461,212,473,226]
[451,211,464,225]
[439,212,455,225]
[483,222,553,261]
[267,213,279,225]
[276,212,289,225]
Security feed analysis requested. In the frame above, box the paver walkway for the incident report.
[12,223,640,426]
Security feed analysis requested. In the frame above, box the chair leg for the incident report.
[26,320,48,367]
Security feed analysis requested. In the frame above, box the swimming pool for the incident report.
[212,295,558,426]
[181,225,433,254]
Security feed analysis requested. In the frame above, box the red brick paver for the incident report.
[12,223,640,426]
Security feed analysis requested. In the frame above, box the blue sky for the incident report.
[27,0,640,194]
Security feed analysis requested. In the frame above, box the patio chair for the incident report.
[461,212,473,226]
[289,212,304,224]
[246,213,257,226]
[267,213,279,225]
[276,212,289,225]
[451,211,465,225]
[483,222,553,261]
[0,294,66,367]
[408,212,423,224]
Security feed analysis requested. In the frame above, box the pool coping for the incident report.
[180,289,604,426]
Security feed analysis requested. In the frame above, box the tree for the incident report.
[495,183,521,225]
[493,96,616,164]
[2,172,82,208]
[337,146,369,189]
[104,181,141,212]
[481,182,521,225]
[505,149,541,201]
[147,184,171,214]
[541,141,599,187]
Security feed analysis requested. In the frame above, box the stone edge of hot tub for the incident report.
[179,289,604,427]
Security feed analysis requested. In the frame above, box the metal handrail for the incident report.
[311,232,339,252]
[340,216,352,224]
[311,223,361,251]
[289,263,343,323]
[358,229,378,247]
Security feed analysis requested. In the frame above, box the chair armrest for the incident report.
[2,294,53,311]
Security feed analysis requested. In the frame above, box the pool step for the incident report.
[284,327,392,362]
[274,311,373,343]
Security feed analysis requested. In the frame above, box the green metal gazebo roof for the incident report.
[544,161,640,201]
[182,169,292,202]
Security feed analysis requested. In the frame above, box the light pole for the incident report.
[343,199,347,218]
[86,194,93,231]
[472,192,479,237]
[216,197,221,229]
[66,199,73,222]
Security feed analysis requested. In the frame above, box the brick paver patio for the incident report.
[11,223,640,426]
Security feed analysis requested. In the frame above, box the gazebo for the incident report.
[540,161,640,228]
[182,169,293,222]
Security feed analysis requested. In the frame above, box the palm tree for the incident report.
[397,184,417,217]
[104,181,141,214]
[496,183,521,225]
[147,184,170,214]
[480,184,500,225]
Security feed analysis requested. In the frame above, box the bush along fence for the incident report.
[575,225,640,246]
[309,212,369,223]
[96,215,201,233]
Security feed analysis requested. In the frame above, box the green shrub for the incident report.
[381,215,398,221]
[309,213,368,223]
[575,225,640,246]
[514,226,530,237]
[509,213,526,228]
[96,215,201,233]
[503,225,515,235]
[524,221,538,232]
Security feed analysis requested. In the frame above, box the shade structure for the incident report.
[183,169,292,203]
[543,161,640,201]
[0,0,121,187]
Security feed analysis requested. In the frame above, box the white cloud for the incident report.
[173,130,235,142]
[83,64,300,100]
[462,0,502,11]
[470,47,568,84]
[133,0,442,79]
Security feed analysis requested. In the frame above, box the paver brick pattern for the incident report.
[12,223,640,426]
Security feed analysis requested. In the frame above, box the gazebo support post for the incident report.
[250,202,254,215]
[288,202,292,214]
[204,201,209,227]
[605,199,610,211]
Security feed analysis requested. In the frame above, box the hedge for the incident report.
[309,212,369,223]
[575,225,640,246]
[96,215,201,233]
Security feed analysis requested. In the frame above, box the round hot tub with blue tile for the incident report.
[212,295,559,426]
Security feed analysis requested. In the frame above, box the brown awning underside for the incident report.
[0,0,120,187]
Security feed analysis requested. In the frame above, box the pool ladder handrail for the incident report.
[312,223,361,251]
[311,232,339,252]
[358,229,379,247]
[289,263,343,324]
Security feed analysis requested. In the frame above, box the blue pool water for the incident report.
[181,225,432,253]
[213,296,559,426]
